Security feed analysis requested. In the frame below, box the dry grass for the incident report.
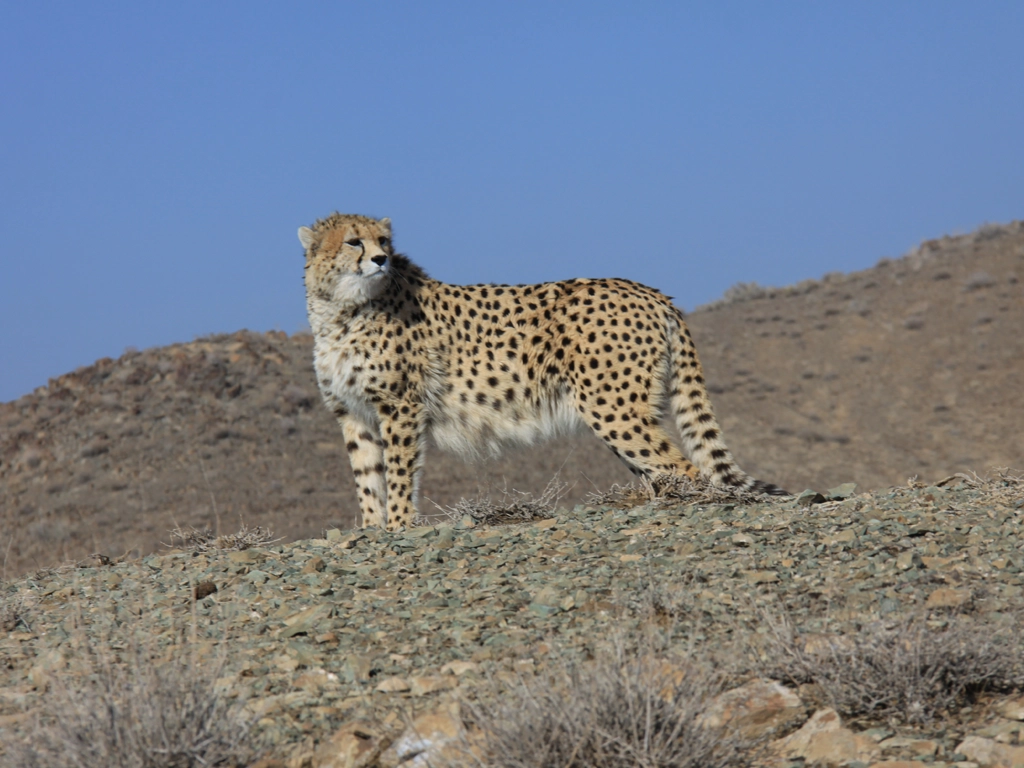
[933,466,1024,497]
[586,474,772,509]
[1,640,254,768]
[432,475,570,526]
[459,642,747,768]
[0,592,27,632]
[754,603,1024,725]
[165,522,280,553]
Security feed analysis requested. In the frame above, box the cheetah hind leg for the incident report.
[591,415,702,490]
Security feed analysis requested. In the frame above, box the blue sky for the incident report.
[2,2,1022,403]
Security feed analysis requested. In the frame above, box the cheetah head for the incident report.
[299,213,393,309]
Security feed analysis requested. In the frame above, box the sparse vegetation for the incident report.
[0,592,27,632]
[461,643,746,768]
[939,466,1023,494]
[165,522,280,553]
[1,640,254,768]
[754,603,1024,724]
[431,475,570,526]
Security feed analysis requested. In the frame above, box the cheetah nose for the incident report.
[370,254,388,266]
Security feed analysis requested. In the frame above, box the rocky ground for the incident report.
[2,471,1024,766]
[1,221,1022,580]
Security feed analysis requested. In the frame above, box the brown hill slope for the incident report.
[1,222,1022,577]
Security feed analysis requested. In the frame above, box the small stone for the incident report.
[731,533,754,547]
[827,483,858,499]
[439,661,480,676]
[862,728,893,743]
[434,526,456,549]
[29,648,65,690]
[294,668,335,692]
[796,490,827,507]
[830,529,857,544]
[878,736,914,749]
[925,587,971,608]
[193,581,217,600]
[910,740,938,756]
[896,551,919,570]
[409,676,458,696]
[878,736,938,756]
[527,602,561,618]
[976,719,1022,742]
[280,604,333,637]
[274,655,300,673]
[513,659,535,675]
[341,656,372,684]
[742,570,779,584]
[324,528,342,542]
[374,676,411,693]
[301,556,326,573]
[996,696,1024,720]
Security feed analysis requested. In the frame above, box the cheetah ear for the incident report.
[379,217,391,231]
[297,226,317,250]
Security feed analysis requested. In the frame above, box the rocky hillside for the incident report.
[1,222,1022,577]
[2,474,1024,766]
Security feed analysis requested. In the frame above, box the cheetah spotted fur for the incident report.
[300,213,788,531]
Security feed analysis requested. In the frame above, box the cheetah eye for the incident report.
[345,238,362,247]
[378,237,390,248]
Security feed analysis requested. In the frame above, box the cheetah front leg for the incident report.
[338,413,388,529]
[378,401,425,531]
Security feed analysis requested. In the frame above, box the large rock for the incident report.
[313,720,393,768]
[701,678,806,739]
[379,708,471,768]
[956,735,1024,767]
[772,708,880,766]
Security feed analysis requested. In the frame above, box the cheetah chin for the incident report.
[300,213,789,531]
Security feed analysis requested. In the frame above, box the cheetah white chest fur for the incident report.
[313,336,379,429]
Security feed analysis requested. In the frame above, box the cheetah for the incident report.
[300,213,788,531]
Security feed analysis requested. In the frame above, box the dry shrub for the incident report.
[0,592,27,632]
[697,281,770,310]
[587,474,772,509]
[165,522,280,553]
[756,604,1024,724]
[460,644,747,768]
[434,475,569,526]
[2,641,253,768]
[904,467,1023,503]
[939,466,1023,496]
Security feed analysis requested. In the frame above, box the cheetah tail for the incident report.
[667,311,790,497]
